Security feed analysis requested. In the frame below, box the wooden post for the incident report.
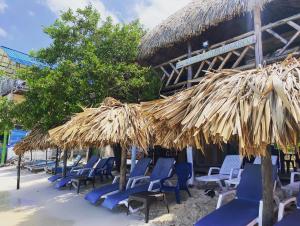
[119,148,127,191]
[62,150,68,178]
[54,148,59,175]
[17,155,21,190]
[261,149,274,226]
[187,146,194,185]
[254,6,273,226]
[45,149,48,166]
[187,42,193,88]
[254,5,263,67]
[30,150,32,161]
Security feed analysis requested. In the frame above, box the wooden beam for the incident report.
[266,29,288,44]
[254,6,263,66]
[166,70,176,86]
[194,61,206,78]
[232,46,250,68]
[63,150,68,178]
[160,66,170,78]
[287,21,300,31]
[218,52,233,70]
[187,42,193,88]
[277,31,300,55]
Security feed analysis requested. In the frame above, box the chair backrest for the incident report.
[72,155,82,167]
[129,158,152,178]
[104,157,115,173]
[150,158,175,181]
[175,162,192,189]
[84,155,99,169]
[236,164,277,203]
[219,155,242,175]
[297,186,300,208]
[87,158,108,177]
[253,155,278,165]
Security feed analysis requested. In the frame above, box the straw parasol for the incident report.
[14,128,55,156]
[138,0,274,62]
[145,57,300,154]
[49,97,151,151]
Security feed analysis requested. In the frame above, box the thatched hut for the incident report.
[138,0,300,93]
[49,97,151,190]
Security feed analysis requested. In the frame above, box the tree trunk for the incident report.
[54,148,59,174]
[261,149,274,226]
[119,149,127,191]
[17,155,21,190]
[63,150,68,178]
[30,150,33,161]
[45,149,48,166]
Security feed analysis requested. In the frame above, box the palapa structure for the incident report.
[145,57,300,156]
[13,128,55,156]
[49,97,151,151]
[138,0,300,93]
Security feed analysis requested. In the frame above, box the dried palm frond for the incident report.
[14,128,55,156]
[49,97,151,152]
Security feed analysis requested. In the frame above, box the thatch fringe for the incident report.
[14,128,55,156]
[144,57,300,156]
[138,0,272,62]
[49,98,151,151]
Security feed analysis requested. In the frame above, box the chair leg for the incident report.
[186,188,192,197]
[175,190,181,204]
[77,181,80,194]
[163,194,169,213]
[145,203,150,223]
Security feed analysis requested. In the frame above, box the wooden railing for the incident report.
[156,13,300,93]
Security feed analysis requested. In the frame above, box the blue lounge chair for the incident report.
[45,155,82,174]
[85,157,151,204]
[70,157,114,193]
[48,155,98,183]
[102,158,175,210]
[54,156,100,189]
[160,162,192,204]
[194,164,277,226]
[275,187,300,226]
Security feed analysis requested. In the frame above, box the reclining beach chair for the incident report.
[195,155,242,189]
[275,187,300,226]
[253,155,278,165]
[194,164,277,226]
[54,156,100,189]
[27,160,56,172]
[85,157,151,204]
[70,157,115,193]
[45,154,82,174]
[48,155,98,183]
[160,162,192,204]
[282,172,300,195]
[101,158,175,210]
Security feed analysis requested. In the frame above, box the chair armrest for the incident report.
[229,168,241,180]
[126,176,145,189]
[131,176,150,188]
[216,190,236,209]
[290,172,300,184]
[78,168,92,175]
[148,179,161,191]
[277,197,297,221]
[112,175,120,184]
[208,167,221,176]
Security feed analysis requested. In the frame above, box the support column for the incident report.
[254,5,263,67]
[17,155,21,190]
[45,149,48,166]
[187,42,193,88]
[119,148,127,191]
[187,146,194,185]
[62,150,68,178]
[54,148,59,174]
[1,130,8,165]
[130,146,137,173]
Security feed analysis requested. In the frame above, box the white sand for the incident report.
[0,166,217,226]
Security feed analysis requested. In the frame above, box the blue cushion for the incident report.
[195,199,259,226]
[275,209,300,226]
[130,158,151,178]
[85,183,119,204]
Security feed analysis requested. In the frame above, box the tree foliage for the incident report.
[13,6,160,130]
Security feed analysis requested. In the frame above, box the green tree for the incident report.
[14,6,160,130]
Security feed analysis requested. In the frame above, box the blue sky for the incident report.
[0,0,191,54]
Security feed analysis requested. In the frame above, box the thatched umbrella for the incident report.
[49,97,151,190]
[145,57,300,224]
[13,128,56,189]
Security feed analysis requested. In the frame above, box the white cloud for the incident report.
[0,0,7,13]
[44,0,118,22]
[0,27,7,37]
[135,0,192,29]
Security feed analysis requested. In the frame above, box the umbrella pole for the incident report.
[54,148,59,174]
[17,155,21,190]
[261,149,273,226]
[119,148,127,191]
[62,150,67,178]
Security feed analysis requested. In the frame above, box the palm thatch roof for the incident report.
[14,128,55,156]
[49,97,151,151]
[138,0,273,62]
[145,57,300,156]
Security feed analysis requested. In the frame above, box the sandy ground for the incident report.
[0,166,218,226]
